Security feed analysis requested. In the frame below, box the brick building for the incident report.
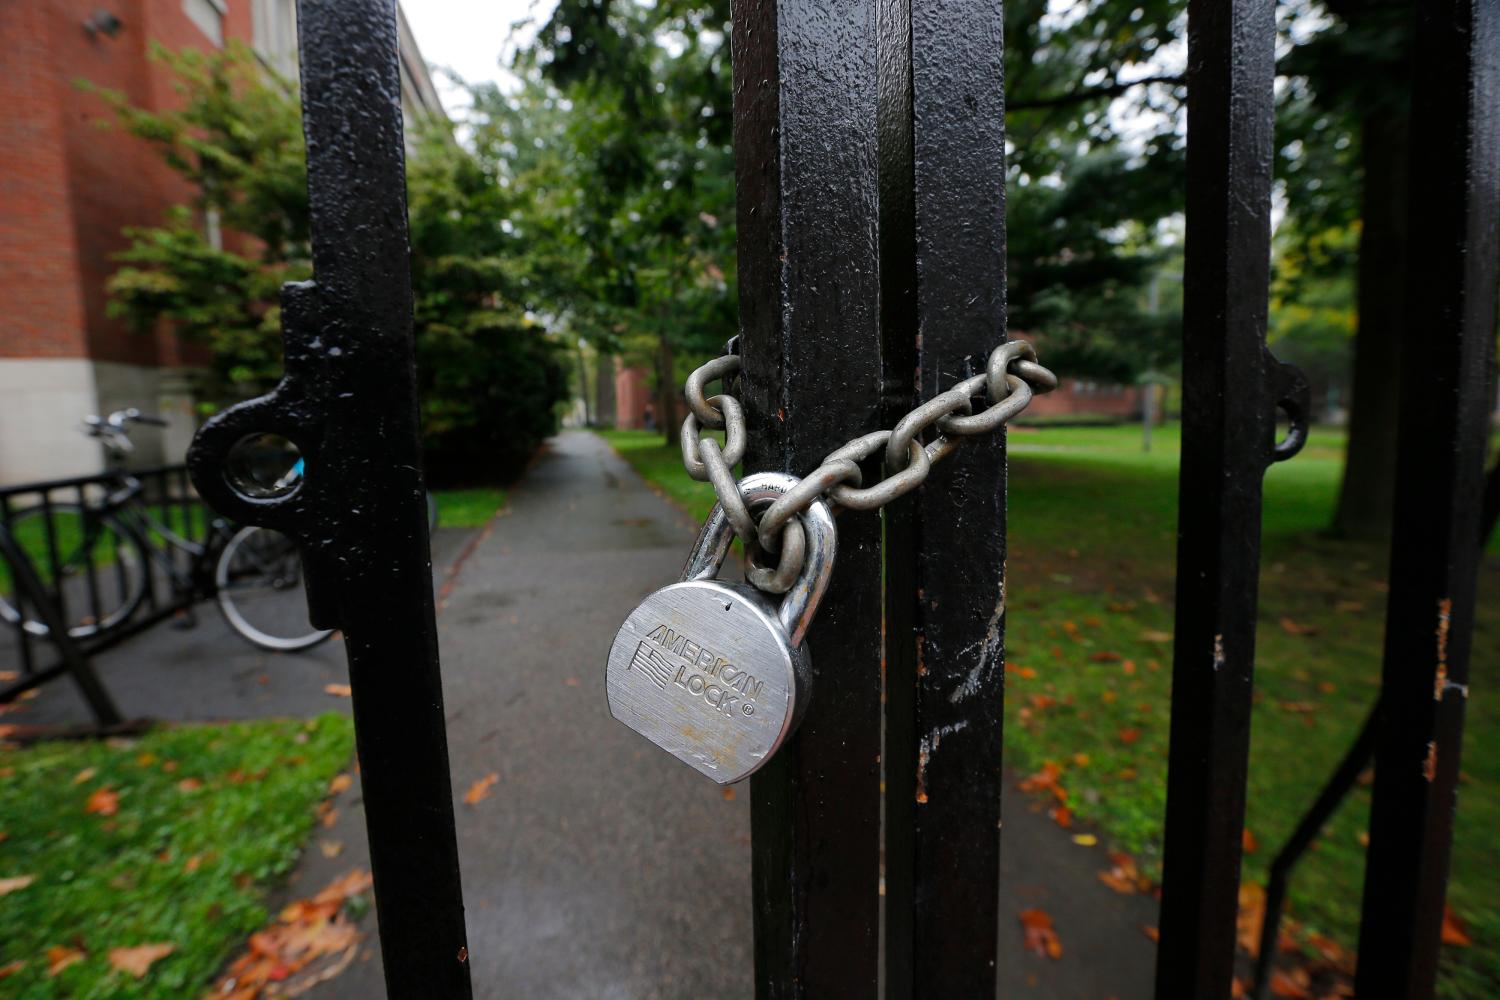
[0,0,441,484]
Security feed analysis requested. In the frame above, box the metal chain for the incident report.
[681,339,1057,592]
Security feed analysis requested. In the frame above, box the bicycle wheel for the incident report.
[215,526,334,652]
[0,503,147,639]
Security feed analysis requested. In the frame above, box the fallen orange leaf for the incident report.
[1098,851,1151,895]
[1279,617,1319,637]
[108,943,174,978]
[328,773,353,795]
[1442,904,1472,947]
[72,767,96,785]
[463,773,499,805]
[324,684,353,697]
[1243,828,1259,854]
[0,874,35,897]
[46,946,84,977]
[1118,728,1142,745]
[1237,882,1267,957]
[1142,924,1159,942]
[320,840,345,858]
[1268,967,1312,998]
[0,961,23,979]
[1019,908,1063,960]
[176,778,202,792]
[1089,650,1122,662]
[85,786,119,816]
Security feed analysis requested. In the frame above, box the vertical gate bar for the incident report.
[185,2,472,995]
[732,1,884,995]
[881,0,1009,994]
[1153,0,1277,996]
[1354,1,1499,995]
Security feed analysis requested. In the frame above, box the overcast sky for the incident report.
[402,0,560,111]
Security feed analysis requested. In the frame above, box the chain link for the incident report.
[681,339,1056,591]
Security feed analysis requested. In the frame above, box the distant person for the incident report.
[643,404,656,431]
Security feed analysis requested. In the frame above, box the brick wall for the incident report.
[0,0,252,367]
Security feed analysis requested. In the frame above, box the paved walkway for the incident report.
[9,431,1161,998]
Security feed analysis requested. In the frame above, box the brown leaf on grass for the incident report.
[84,787,119,816]
[1028,694,1056,711]
[176,778,202,793]
[0,875,36,896]
[46,946,84,977]
[1279,617,1319,637]
[108,943,174,978]
[328,773,353,795]
[463,773,500,805]
[1268,967,1312,998]
[0,961,23,979]
[324,684,353,697]
[1018,762,1067,803]
[1089,650,1122,662]
[184,854,204,873]
[1335,600,1365,614]
[1118,728,1142,746]
[72,767,97,785]
[1019,908,1063,960]
[1048,805,1073,829]
[1237,882,1267,957]
[1242,828,1259,854]
[1139,629,1172,643]
[1442,905,1473,947]
[1072,752,1090,767]
[321,808,340,829]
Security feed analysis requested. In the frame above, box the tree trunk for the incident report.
[595,353,617,428]
[656,335,679,445]
[1330,110,1410,538]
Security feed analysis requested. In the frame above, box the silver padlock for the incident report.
[606,472,836,784]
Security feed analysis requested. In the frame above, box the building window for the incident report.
[182,0,226,46]
[253,0,300,80]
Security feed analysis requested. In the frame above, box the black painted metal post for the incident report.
[1154,0,1306,995]
[1354,2,1499,995]
[880,0,1009,994]
[185,2,472,996]
[731,1,884,995]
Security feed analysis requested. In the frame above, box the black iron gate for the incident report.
[183,1,1498,997]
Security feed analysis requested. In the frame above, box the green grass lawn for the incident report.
[599,423,1498,997]
[0,714,355,997]
[431,487,508,529]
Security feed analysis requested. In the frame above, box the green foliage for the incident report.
[1003,0,1188,381]
[93,43,567,483]
[0,715,355,998]
[521,1,740,411]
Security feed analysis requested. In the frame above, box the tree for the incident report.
[97,43,567,483]
[519,0,740,443]
[1278,0,1414,538]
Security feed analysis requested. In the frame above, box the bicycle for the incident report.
[0,410,334,652]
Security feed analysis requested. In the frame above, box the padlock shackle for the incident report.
[682,472,836,648]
